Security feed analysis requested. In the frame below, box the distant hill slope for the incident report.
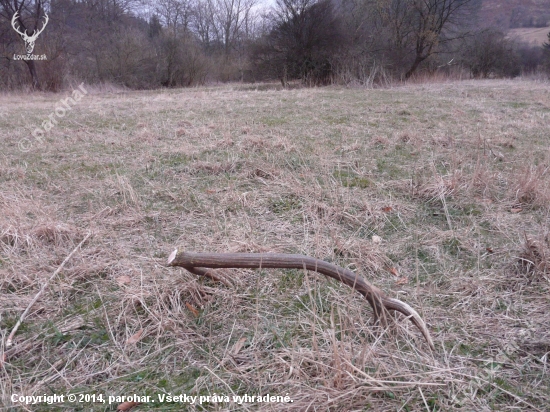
[508,27,549,46]
[479,0,550,29]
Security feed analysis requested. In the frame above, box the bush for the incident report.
[460,29,521,78]
[516,43,544,75]
[543,31,550,76]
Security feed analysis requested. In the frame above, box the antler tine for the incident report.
[33,13,49,38]
[167,249,435,350]
[11,11,27,37]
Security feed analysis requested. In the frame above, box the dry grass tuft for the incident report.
[32,223,78,246]
[518,235,550,277]
[511,165,550,208]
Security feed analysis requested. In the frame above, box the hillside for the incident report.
[479,0,550,29]
[508,26,550,45]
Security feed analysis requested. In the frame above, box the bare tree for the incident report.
[374,0,479,78]
[192,0,215,46]
[154,0,194,33]
[200,0,257,58]
[254,0,343,85]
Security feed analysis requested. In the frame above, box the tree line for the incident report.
[1,0,549,91]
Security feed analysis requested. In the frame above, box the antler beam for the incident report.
[167,249,434,349]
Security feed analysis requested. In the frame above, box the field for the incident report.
[508,27,550,46]
[1,79,549,411]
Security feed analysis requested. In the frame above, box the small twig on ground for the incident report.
[418,386,430,412]
[4,232,92,348]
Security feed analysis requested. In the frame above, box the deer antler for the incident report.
[33,13,49,40]
[11,10,49,54]
[11,11,26,37]
[167,249,434,350]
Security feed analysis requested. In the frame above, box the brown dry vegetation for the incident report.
[1,79,550,411]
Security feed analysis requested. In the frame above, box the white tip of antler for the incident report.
[388,297,434,350]
[167,248,178,265]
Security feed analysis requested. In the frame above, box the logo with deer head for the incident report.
[11,10,49,55]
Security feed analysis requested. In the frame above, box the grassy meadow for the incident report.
[1,79,549,411]
[508,27,550,46]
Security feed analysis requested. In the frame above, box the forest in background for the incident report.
[1,0,550,91]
